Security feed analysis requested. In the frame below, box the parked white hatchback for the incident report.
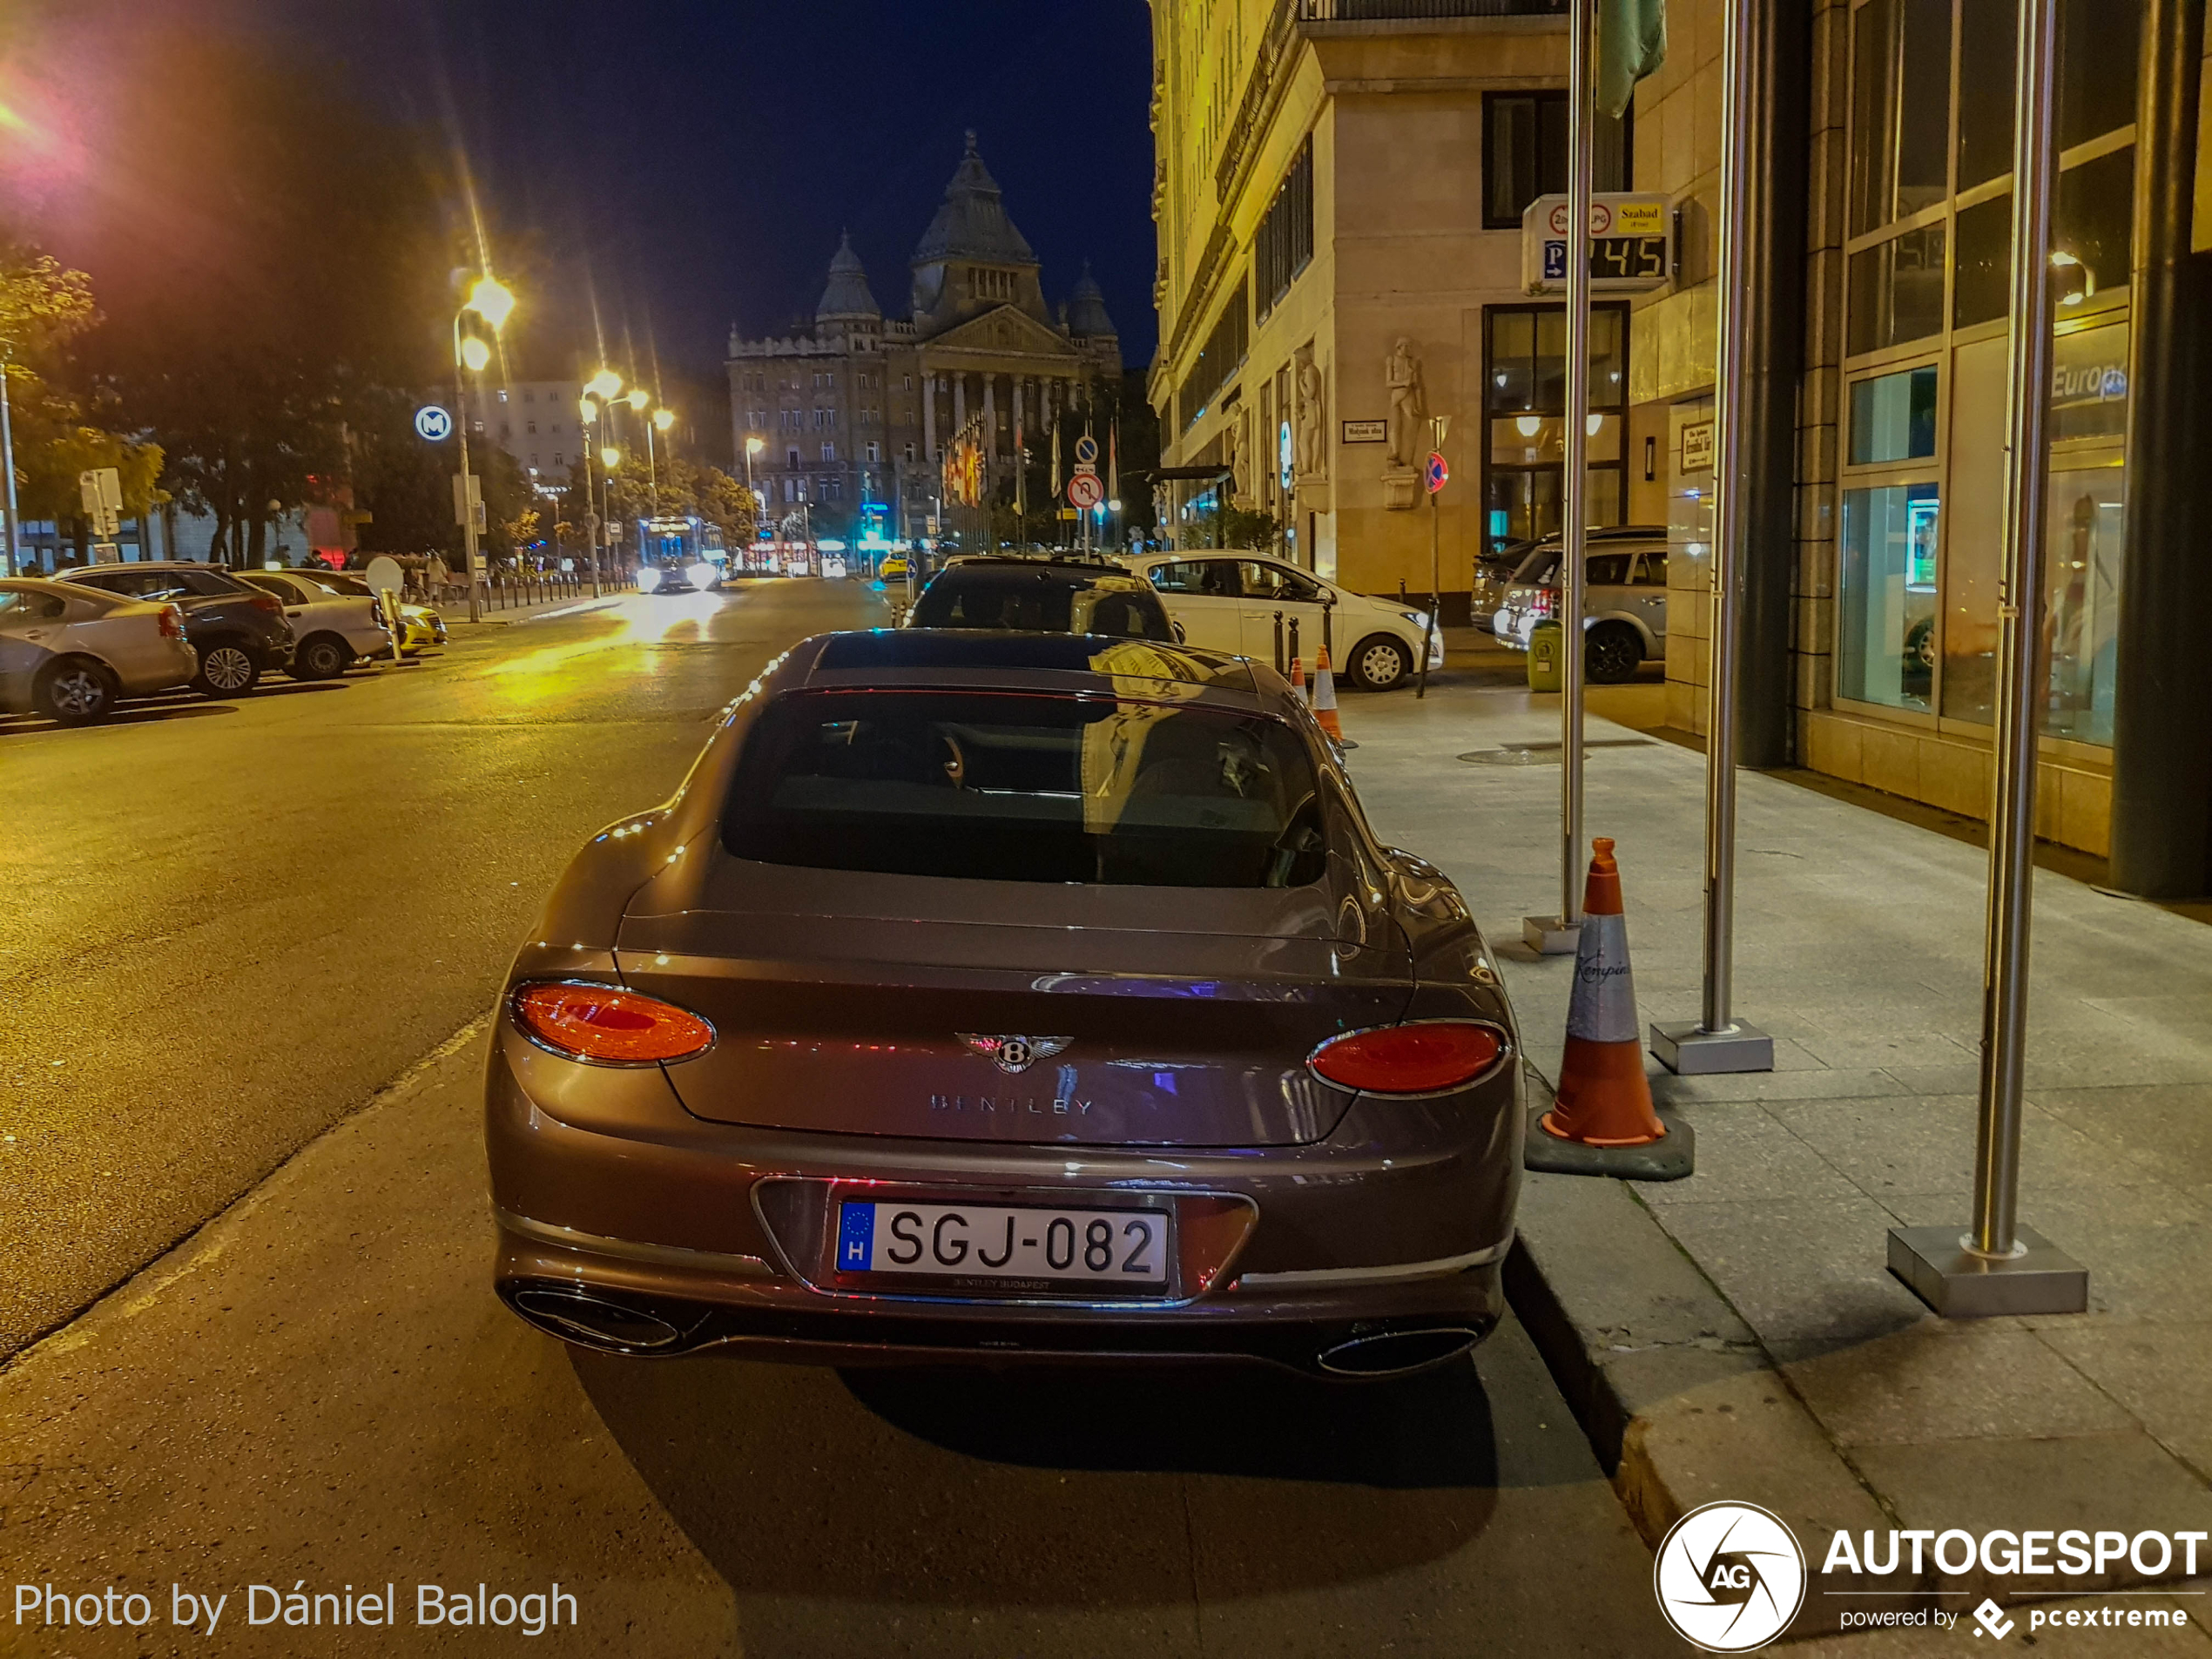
[236,569,395,679]
[1123,551,1442,691]
[0,577,199,725]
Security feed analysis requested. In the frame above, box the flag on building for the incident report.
[1597,0,1666,120]
[1015,418,1026,517]
[1107,421,1118,507]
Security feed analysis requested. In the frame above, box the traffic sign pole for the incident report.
[1419,435,1449,699]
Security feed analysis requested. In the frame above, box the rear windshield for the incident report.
[724,689,1325,887]
[910,574,1170,640]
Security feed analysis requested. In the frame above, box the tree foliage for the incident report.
[0,246,163,538]
[73,31,453,565]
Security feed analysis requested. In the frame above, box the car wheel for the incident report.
[1586,623,1642,685]
[192,642,261,697]
[34,659,118,725]
[292,634,351,680]
[1347,633,1412,691]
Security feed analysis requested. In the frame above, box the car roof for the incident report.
[926,559,1153,590]
[800,628,1262,700]
[1526,526,1669,550]
[75,560,230,573]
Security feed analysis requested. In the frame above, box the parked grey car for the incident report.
[488,631,1524,1379]
[1491,527,1669,684]
[58,561,295,696]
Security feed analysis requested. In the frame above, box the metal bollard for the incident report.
[1273,610,1285,673]
[380,588,403,663]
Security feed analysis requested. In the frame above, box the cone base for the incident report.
[1538,1110,1662,1150]
[1544,1036,1664,1148]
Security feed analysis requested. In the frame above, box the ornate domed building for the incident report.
[728,133,1122,540]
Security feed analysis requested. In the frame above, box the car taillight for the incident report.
[1531,590,1556,617]
[512,982,716,1066]
[1308,1022,1510,1096]
[158,604,185,640]
[247,591,283,615]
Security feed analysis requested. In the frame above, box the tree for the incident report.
[0,247,164,557]
[695,466,759,547]
[75,32,452,566]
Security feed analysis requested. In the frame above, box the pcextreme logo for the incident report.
[1653,1501,1809,1651]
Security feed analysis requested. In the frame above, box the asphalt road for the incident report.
[0,578,1679,1656]
[0,579,880,1357]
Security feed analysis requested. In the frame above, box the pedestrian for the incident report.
[426,551,451,603]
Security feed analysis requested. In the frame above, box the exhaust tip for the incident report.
[507,1285,689,1353]
[1317,1326,1480,1379]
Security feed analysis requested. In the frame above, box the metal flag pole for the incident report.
[1649,0,1772,1072]
[1524,0,1595,956]
[1886,0,2085,1318]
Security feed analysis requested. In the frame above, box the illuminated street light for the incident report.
[626,388,651,413]
[586,369,624,401]
[578,398,598,425]
[452,273,518,624]
[600,445,622,470]
[465,277,517,331]
[652,408,677,433]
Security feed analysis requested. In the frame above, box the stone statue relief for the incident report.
[1294,355,1326,482]
[1386,337,1426,468]
[1228,406,1252,508]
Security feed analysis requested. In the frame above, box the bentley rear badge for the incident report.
[959,1035,1073,1076]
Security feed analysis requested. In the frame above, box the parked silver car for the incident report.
[0,577,199,725]
[1491,528,1669,684]
[236,570,395,678]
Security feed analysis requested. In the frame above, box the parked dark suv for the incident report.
[57,562,295,695]
[906,556,1177,642]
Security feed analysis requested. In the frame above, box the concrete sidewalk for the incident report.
[1340,675,2212,1639]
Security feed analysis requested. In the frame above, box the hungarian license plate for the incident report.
[835,1200,1171,1289]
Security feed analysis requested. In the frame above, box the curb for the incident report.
[444,597,624,628]
[1501,1172,1898,1638]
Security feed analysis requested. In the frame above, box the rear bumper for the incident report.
[484,1028,1520,1377]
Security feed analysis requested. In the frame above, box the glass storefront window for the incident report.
[2053,147,2134,316]
[1849,224,1948,354]
[2045,466,2124,745]
[2050,319,2130,443]
[1485,469,1625,550]
[1952,192,2012,328]
[1838,482,1940,712]
[1489,414,1624,467]
[1955,0,2017,191]
[1850,0,1952,236]
[1849,366,1939,464]
[1483,304,1628,555]
[2057,0,2141,152]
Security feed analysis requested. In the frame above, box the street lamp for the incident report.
[453,275,517,624]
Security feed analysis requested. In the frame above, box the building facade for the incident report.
[1151,0,2212,891]
[477,380,587,488]
[728,135,1123,541]
[1150,0,1640,602]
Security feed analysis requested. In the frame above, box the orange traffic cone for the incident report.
[1287,652,1307,705]
[1541,839,1666,1149]
[1312,645,1345,743]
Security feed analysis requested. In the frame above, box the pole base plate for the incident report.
[1649,1019,1775,1075]
[1522,914,1583,955]
[1524,1105,1696,1181]
[1885,1224,2088,1318]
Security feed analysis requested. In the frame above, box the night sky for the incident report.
[13,0,1158,386]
